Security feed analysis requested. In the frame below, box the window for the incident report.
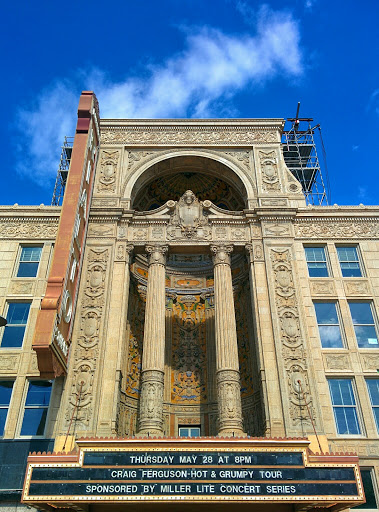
[337,246,363,277]
[349,302,378,348]
[16,246,42,278]
[355,469,379,509]
[304,247,329,277]
[20,381,52,436]
[1,303,30,348]
[314,302,344,348]
[0,381,14,436]
[366,379,379,433]
[328,379,361,435]
[179,426,201,437]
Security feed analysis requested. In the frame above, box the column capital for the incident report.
[245,242,264,262]
[210,244,233,266]
[145,244,168,266]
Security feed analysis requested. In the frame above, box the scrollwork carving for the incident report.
[211,244,233,266]
[97,150,119,193]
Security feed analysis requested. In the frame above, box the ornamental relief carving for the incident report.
[294,221,379,239]
[360,354,379,371]
[167,191,211,241]
[0,221,58,239]
[324,354,351,371]
[310,280,336,296]
[343,280,369,296]
[101,127,278,146]
[270,248,315,426]
[97,150,119,193]
[259,151,281,192]
[88,224,115,237]
[65,248,110,430]
[9,281,34,295]
[0,355,19,372]
[263,223,291,237]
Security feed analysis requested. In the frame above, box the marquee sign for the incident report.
[22,438,365,509]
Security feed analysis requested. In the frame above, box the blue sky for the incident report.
[1,0,378,206]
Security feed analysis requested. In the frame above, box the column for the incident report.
[138,244,168,435]
[211,244,245,436]
[245,243,285,437]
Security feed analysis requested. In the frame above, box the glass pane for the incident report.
[305,247,326,262]
[373,408,379,432]
[179,428,189,437]
[20,247,42,262]
[315,303,339,324]
[17,262,39,278]
[189,428,200,437]
[367,380,379,406]
[0,382,13,406]
[344,407,361,434]
[20,408,48,436]
[355,326,378,348]
[1,325,26,348]
[337,247,358,262]
[308,263,329,278]
[0,409,8,436]
[349,302,375,325]
[355,470,378,509]
[340,380,355,405]
[25,381,52,406]
[6,303,30,324]
[334,407,348,434]
[318,325,343,348]
[329,380,343,405]
[340,262,362,278]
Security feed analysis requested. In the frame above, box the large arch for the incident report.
[123,150,256,209]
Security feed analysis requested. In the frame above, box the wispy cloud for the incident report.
[367,89,379,116]
[15,5,303,186]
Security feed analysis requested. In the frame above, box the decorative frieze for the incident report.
[0,221,58,239]
[310,280,336,296]
[295,220,379,239]
[324,353,351,371]
[343,280,370,296]
[9,281,35,295]
[360,354,379,372]
[0,354,20,373]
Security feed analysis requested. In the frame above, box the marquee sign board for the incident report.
[22,438,365,510]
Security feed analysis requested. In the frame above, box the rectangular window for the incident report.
[328,379,361,435]
[355,469,379,509]
[0,381,14,436]
[20,381,52,436]
[366,379,379,433]
[179,426,201,437]
[16,246,42,278]
[349,302,378,348]
[337,246,363,277]
[1,302,31,348]
[314,302,344,348]
[304,247,329,277]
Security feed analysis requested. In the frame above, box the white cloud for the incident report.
[367,89,379,116]
[15,5,303,186]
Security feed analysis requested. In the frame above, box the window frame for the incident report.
[328,378,363,436]
[0,301,31,349]
[15,245,43,278]
[304,245,330,278]
[336,245,364,278]
[178,426,201,437]
[348,301,379,349]
[0,380,15,437]
[365,378,379,434]
[355,468,379,510]
[314,301,345,349]
[18,380,53,438]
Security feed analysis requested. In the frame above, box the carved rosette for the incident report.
[270,248,315,427]
[217,370,244,434]
[138,370,165,434]
[65,248,110,430]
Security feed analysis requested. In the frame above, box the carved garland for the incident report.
[270,248,315,426]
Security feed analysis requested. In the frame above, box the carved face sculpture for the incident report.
[184,191,195,205]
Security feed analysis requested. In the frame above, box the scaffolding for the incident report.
[51,136,74,206]
[282,104,330,205]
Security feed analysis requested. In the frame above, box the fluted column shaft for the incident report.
[138,244,168,435]
[211,244,245,436]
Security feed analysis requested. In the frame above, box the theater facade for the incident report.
[0,92,378,511]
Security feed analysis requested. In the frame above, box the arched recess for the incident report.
[123,151,255,210]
